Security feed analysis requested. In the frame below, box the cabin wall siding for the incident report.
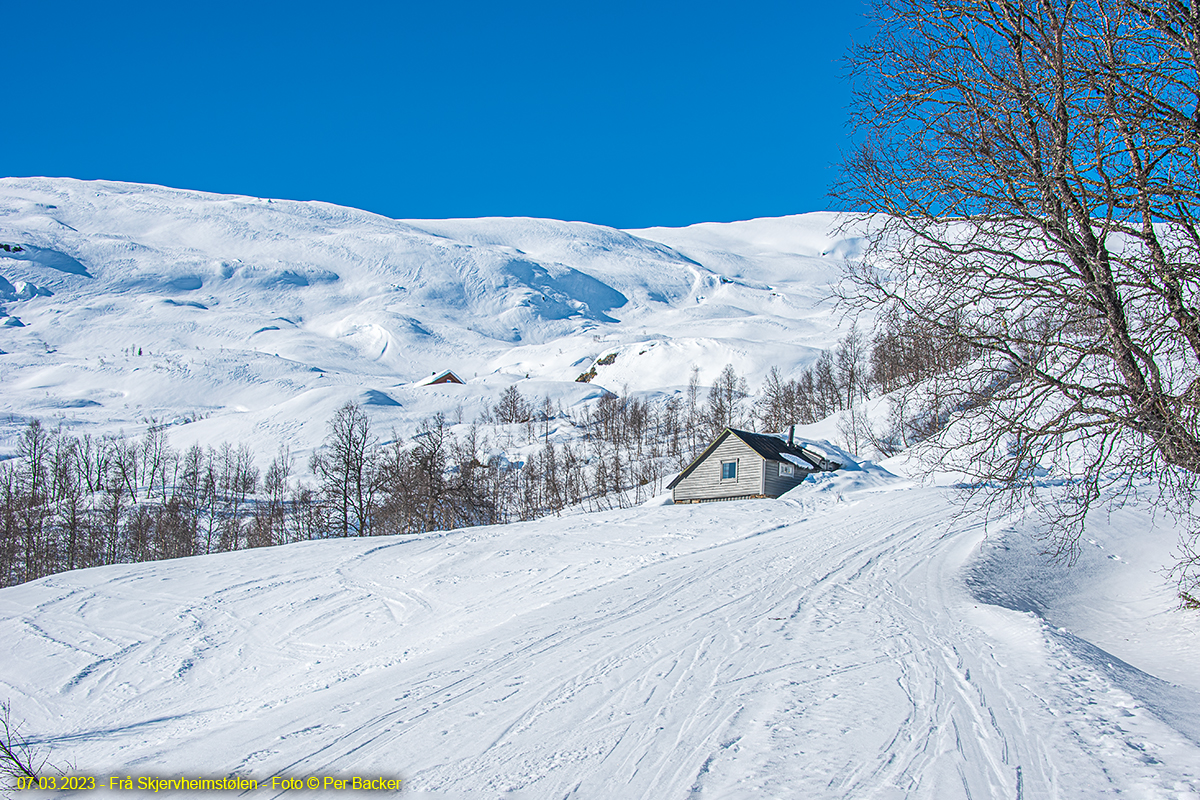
[763,460,811,497]
[673,436,763,502]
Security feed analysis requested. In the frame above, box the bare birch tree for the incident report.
[312,402,377,538]
[837,0,1200,580]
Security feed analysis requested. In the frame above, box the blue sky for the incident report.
[4,1,868,229]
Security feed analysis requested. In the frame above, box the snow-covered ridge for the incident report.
[0,177,854,458]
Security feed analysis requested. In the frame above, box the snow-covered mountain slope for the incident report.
[3,476,1197,797]
[0,178,851,459]
[2,178,1198,797]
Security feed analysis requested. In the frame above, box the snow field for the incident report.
[2,478,1197,798]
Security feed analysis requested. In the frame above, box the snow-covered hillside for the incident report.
[0,178,850,461]
[2,179,1198,798]
[2,470,1197,797]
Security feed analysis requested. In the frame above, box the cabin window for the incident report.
[779,462,795,477]
[721,460,737,480]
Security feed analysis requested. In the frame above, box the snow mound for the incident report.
[785,439,914,497]
[0,275,53,300]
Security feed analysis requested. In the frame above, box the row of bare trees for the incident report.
[755,326,871,432]
[0,329,970,589]
[0,420,274,586]
[0,370,733,587]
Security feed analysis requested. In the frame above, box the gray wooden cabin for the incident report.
[668,428,841,504]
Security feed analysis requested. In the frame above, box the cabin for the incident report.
[668,427,841,504]
[415,369,465,387]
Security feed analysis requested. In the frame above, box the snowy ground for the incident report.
[2,471,1197,798]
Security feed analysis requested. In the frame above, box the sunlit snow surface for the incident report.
[0,178,846,461]
[1,179,1198,797]
[4,481,1198,798]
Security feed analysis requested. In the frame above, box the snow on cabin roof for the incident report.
[781,452,814,469]
[726,429,842,471]
[414,369,465,387]
[731,429,821,465]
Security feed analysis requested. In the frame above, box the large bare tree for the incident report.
[836,0,1200,588]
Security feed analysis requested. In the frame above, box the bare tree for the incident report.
[208,443,258,551]
[409,414,454,531]
[0,464,20,587]
[140,425,174,502]
[813,351,840,416]
[756,367,793,433]
[14,422,52,582]
[312,403,377,538]
[661,394,685,466]
[705,364,749,439]
[111,435,140,502]
[49,434,86,572]
[494,385,531,425]
[837,0,1200,573]
[834,323,870,408]
[250,447,292,548]
[0,700,68,787]
[685,366,703,457]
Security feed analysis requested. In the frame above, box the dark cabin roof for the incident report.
[667,428,841,490]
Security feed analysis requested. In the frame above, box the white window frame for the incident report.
[720,460,738,480]
[779,462,795,477]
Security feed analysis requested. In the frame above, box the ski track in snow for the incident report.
[3,486,1197,799]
